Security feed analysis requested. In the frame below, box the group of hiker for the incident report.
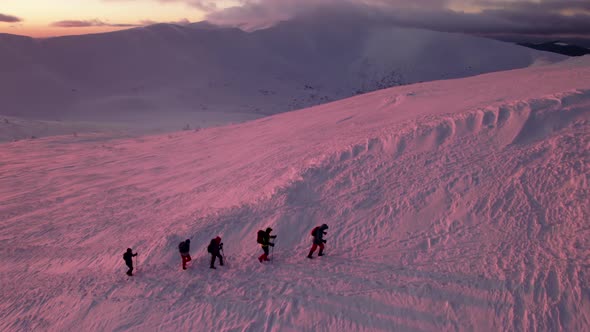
[177,236,225,271]
[178,236,223,270]
[123,224,329,276]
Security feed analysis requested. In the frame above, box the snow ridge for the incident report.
[193,90,590,331]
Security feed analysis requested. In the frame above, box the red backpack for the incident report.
[311,226,320,237]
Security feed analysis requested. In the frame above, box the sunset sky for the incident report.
[0,0,247,37]
[0,0,221,37]
[1,0,589,39]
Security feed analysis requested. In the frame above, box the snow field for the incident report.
[0,58,589,331]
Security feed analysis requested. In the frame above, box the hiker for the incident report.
[178,239,191,270]
[207,236,224,269]
[307,224,328,259]
[257,227,276,262]
[123,248,138,276]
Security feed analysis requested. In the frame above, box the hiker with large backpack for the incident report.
[207,236,224,269]
[178,239,191,270]
[307,224,328,259]
[123,248,138,276]
[257,227,276,263]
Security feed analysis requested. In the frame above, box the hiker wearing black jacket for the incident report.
[123,248,138,276]
[178,239,191,270]
[307,224,328,259]
[257,227,276,262]
[207,236,224,269]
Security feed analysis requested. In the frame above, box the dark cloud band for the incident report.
[204,0,590,37]
[476,0,590,12]
[0,13,22,23]
[379,8,590,36]
[51,19,139,28]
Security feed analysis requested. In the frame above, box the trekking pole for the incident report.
[271,241,275,264]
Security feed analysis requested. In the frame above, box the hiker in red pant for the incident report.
[307,224,328,259]
[178,239,191,270]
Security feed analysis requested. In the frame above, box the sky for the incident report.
[1,0,589,41]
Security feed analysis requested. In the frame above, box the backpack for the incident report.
[179,242,185,252]
[311,226,320,237]
[207,240,216,253]
[257,230,265,244]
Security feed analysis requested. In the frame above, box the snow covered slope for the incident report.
[1,57,589,331]
[0,115,132,142]
[0,15,562,135]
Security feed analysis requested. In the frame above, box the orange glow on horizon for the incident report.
[0,0,210,37]
[4,25,136,38]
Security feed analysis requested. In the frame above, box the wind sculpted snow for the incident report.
[0,57,589,331]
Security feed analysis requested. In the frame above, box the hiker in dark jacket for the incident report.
[307,224,328,259]
[178,239,191,270]
[258,227,276,263]
[207,236,224,269]
[123,248,138,276]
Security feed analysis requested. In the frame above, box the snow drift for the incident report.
[1,56,589,331]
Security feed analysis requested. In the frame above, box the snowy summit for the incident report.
[0,17,562,140]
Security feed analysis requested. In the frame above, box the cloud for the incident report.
[51,17,192,29]
[144,0,219,11]
[474,0,590,12]
[0,13,22,23]
[51,20,139,28]
[95,0,590,38]
[375,7,590,36]
[102,0,218,11]
[202,0,590,37]
[185,0,218,11]
[205,0,372,29]
[140,18,192,26]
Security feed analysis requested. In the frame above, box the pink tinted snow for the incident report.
[0,57,589,331]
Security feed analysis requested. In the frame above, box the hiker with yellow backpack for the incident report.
[257,227,276,263]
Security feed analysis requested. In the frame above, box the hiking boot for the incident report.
[210,266,216,269]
